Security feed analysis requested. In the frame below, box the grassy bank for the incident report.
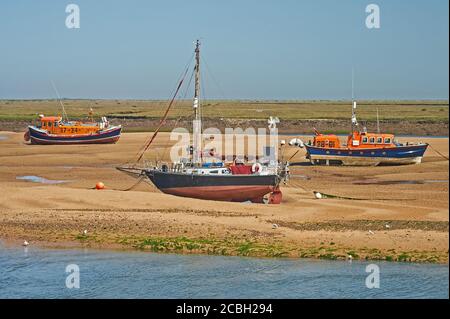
[74,233,448,263]
[0,99,448,122]
[4,220,446,264]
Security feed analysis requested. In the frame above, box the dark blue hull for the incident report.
[305,144,428,166]
[144,170,279,202]
[28,126,121,145]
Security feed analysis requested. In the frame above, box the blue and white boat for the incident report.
[301,101,428,166]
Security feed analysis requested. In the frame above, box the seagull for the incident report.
[272,224,279,229]
[385,224,391,229]
[23,240,29,247]
[368,230,375,235]
[83,230,88,236]
[314,192,323,199]
[347,254,353,261]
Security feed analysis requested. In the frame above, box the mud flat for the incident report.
[0,132,448,263]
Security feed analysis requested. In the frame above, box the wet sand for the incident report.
[0,131,448,262]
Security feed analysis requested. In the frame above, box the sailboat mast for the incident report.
[192,40,202,165]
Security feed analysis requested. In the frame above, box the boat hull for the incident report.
[28,126,121,145]
[305,144,428,166]
[145,170,279,202]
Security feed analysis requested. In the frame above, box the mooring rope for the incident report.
[119,173,147,191]
[312,191,413,201]
[428,143,449,161]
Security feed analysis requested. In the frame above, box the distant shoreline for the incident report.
[2,118,448,136]
[1,99,447,135]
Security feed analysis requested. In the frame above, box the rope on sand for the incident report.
[428,143,449,161]
[313,191,413,201]
[120,175,146,191]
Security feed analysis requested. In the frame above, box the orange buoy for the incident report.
[95,182,105,190]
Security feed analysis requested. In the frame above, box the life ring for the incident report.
[251,163,262,173]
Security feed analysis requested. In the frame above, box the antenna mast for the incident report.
[376,108,380,133]
[51,80,69,122]
[192,40,202,165]
[351,68,358,133]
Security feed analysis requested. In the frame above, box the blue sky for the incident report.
[0,0,448,100]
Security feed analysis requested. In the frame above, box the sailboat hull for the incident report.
[145,170,279,202]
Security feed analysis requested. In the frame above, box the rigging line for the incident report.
[50,80,69,122]
[202,54,226,100]
[200,68,207,133]
[137,52,194,149]
[181,65,195,101]
[160,67,196,162]
[164,52,195,101]
[132,55,195,163]
[135,63,191,163]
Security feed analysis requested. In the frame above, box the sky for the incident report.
[0,0,448,100]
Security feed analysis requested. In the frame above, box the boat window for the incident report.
[362,137,368,144]
[384,138,391,144]
[369,137,375,144]
[377,137,383,143]
[48,122,52,127]
[209,170,219,174]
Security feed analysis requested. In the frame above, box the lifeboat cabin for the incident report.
[312,131,395,150]
[37,116,107,135]
[305,130,428,166]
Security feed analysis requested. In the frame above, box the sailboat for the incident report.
[118,40,288,203]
